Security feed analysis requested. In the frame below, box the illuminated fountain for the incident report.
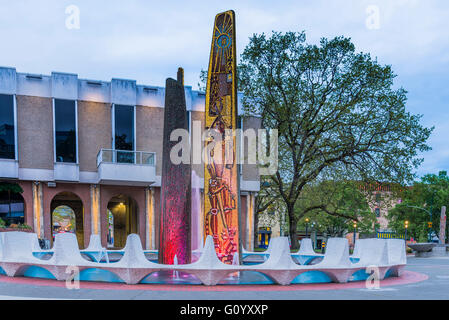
[0,231,406,286]
[0,11,407,287]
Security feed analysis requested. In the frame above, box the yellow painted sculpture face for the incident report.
[204,10,239,264]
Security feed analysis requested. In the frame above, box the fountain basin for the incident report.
[408,243,437,257]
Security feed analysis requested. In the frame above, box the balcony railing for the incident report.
[97,149,156,167]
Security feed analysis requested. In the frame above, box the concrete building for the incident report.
[360,183,402,232]
[0,66,260,250]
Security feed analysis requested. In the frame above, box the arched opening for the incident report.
[291,271,332,284]
[349,269,370,282]
[51,192,84,248]
[79,268,124,283]
[22,266,56,280]
[107,194,138,248]
[0,182,25,227]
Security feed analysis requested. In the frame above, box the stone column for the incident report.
[32,182,44,239]
[440,206,446,244]
[246,192,255,251]
[145,187,156,250]
[90,184,101,235]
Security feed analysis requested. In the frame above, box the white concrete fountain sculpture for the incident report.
[350,238,390,280]
[0,231,55,277]
[386,239,407,277]
[45,232,100,280]
[244,237,307,285]
[176,235,239,285]
[0,232,407,286]
[292,238,323,264]
[352,239,361,259]
[297,238,316,255]
[81,234,109,263]
[101,233,163,284]
[307,238,353,283]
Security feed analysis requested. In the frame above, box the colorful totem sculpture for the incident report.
[159,68,192,265]
[204,10,240,264]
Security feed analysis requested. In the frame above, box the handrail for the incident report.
[96,149,156,167]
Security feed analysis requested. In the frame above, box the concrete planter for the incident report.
[407,243,449,257]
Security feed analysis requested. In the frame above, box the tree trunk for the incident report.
[288,207,299,250]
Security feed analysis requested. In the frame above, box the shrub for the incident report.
[17,223,32,230]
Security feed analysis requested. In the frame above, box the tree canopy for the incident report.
[239,31,433,248]
[388,171,449,242]
[296,180,378,237]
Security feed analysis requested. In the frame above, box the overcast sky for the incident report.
[0,0,447,178]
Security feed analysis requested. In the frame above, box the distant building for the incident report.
[359,182,403,232]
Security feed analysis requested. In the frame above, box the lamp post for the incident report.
[311,222,316,250]
[404,220,409,242]
[305,218,310,237]
[353,221,357,248]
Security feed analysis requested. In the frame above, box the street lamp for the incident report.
[353,221,357,248]
[305,218,310,237]
[404,220,409,242]
[311,222,317,250]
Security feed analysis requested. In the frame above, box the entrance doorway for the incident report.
[50,192,84,248]
[107,195,138,248]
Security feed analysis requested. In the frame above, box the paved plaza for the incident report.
[0,256,447,300]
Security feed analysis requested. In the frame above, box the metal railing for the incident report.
[97,149,156,167]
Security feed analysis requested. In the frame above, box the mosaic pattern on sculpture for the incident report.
[204,10,239,264]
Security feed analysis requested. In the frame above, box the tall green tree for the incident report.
[296,180,378,237]
[388,171,449,242]
[239,31,432,249]
[253,177,282,244]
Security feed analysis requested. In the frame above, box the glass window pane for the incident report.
[0,94,15,159]
[0,190,24,226]
[55,99,77,163]
[115,105,134,163]
[375,208,380,217]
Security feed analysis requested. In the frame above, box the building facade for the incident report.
[0,66,260,250]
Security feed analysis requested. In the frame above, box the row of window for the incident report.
[0,94,136,163]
